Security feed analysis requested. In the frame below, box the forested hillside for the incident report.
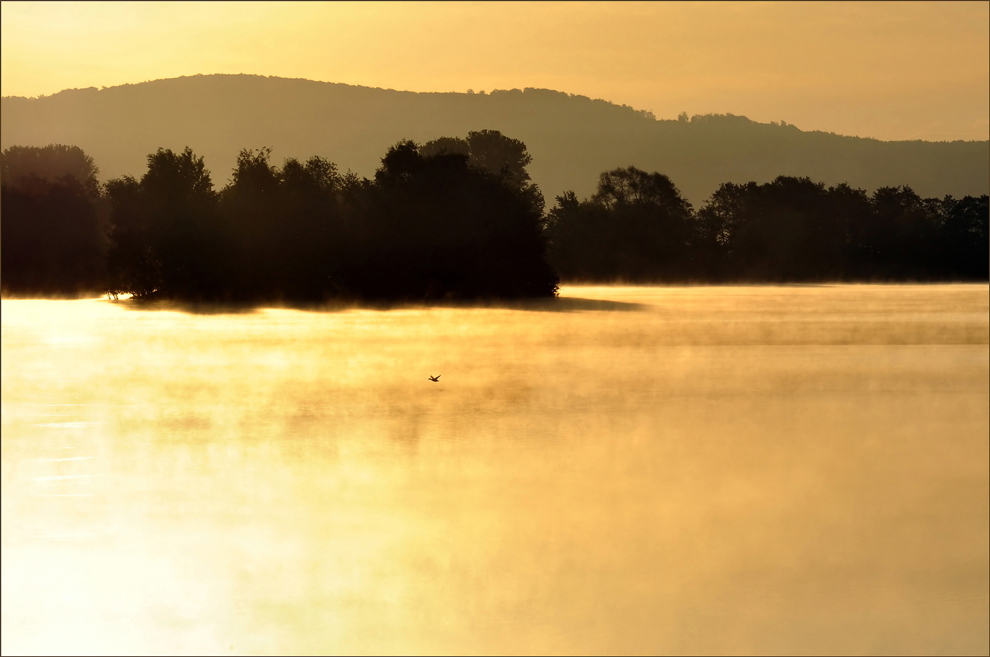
[2,74,987,205]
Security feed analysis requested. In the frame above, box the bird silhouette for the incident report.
[428,375,441,382]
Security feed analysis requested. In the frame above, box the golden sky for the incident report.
[2,1,987,141]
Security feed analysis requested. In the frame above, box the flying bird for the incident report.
[428,375,441,382]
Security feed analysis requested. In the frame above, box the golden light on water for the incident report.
[1,285,988,654]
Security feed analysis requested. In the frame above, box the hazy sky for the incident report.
[2,1,987,141]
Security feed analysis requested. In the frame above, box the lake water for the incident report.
[2,285,988,655]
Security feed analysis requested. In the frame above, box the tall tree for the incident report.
[422,130,544,213]
[1,145,106,295]
[343,139,557,299]
[546,167,696,281]
[105,147,219,298]
[1,144,100,198]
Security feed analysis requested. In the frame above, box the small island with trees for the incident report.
[1,131,987,302]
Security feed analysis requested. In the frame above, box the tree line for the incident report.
[546,168,988,282]
[1,135,987,300]
[2,132,557,300]
[1,145,107,295]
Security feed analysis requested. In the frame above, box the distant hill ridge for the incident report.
[2,74,987,204]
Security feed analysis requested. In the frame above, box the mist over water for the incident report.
[2,285,987,655]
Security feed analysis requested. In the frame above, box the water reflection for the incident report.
[2,285,988,654]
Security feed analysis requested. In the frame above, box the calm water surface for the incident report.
[2,285,988,655]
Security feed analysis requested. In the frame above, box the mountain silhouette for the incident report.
[2,74,987,204]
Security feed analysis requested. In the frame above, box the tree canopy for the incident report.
[546,172,988,282]
[1,144,106,295]
[1,144,100,198]
[2,137,986,300]
[99,136,558,301]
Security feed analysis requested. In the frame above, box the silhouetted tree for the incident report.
[25,137,986,300]
[422,130,532,188]
[218,148,346,300]
[1,145,106,295]
[101,136,556,302]
[105,147,219,298]
[337,140,557,298]
[546,167,695,280]
[691,177,987,281]
[465,130,533,191]
[861,186,942,279]
[698,177,844,280]
[1,144,100,198]
[419,136,470,159]
[422,130,544,213]
[551,170,987,282]
[934,195,989,279]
